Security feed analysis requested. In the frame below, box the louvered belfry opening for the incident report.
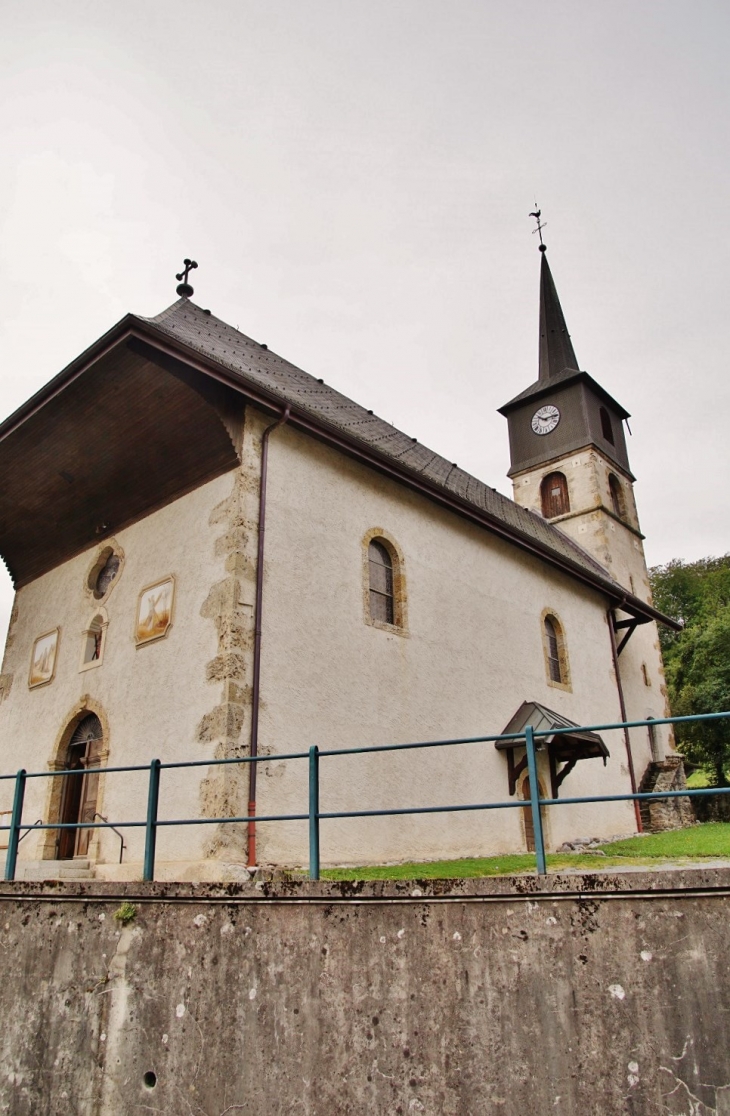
[540,472,570,518]
[600,406,615,445]
[58,714,103,860]
[368,540,395,625]
[608,473,625,519]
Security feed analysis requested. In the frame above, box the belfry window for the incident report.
[608,473,625,519]
[600,406,614,445]
[542,613,570,689]
[368,541,395,625]
[540,472,570,518]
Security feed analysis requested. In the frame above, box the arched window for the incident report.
[363,530,407,632]
[368,540,394,625]
[542,612,570,689]
[600,406,614,445]
[540,472,570,518]
[608,473,625,519]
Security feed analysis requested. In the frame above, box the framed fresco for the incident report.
[135,576,175,647]
[28,628,60,689]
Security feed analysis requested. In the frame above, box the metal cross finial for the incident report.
[175,258,198,298]
[529,208,547,252]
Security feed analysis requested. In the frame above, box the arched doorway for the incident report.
[521,775,548,853]
[57,714,104,859]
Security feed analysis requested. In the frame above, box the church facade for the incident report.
[0,250,679,880]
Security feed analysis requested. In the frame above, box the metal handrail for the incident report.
[94,813,126,864]
[1,710,729,883]
[17,819,42,845]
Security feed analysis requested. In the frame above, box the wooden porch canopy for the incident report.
[496,701,609,799]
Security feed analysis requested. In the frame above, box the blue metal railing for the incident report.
[1,711,729,882]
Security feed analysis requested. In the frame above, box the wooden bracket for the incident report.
[507,749,528,797]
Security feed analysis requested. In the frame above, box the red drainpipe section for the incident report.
[248,406,291,868]
[607,606,643,832]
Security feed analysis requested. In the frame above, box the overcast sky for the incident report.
[1,0,728,649]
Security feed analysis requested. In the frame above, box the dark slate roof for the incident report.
[139,299,621,589]
[537,250,580,382]
[499,251,630,418]
[500,367,584,409]
[499,367,631,418]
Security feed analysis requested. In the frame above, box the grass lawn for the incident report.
[320,822,730,880]
[687,769,711,788]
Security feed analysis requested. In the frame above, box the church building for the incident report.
[0,247,681,880]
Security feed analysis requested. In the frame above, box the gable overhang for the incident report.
[0,317,680,632]
[0,317,242,586]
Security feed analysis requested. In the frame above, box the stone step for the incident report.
[13,859,96,882]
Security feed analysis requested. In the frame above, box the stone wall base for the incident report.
[638,755,695,831]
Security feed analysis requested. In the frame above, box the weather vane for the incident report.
[529,207,547,252]
[176,258,198,298]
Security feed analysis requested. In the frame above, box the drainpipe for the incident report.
[607,605,643,832]
[248,405,291,868]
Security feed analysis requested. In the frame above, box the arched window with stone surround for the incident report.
[368,540,395,624]
[542,612,570,689]
[540,472,570,518]
[363,530,407,633]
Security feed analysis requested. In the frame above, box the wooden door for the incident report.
[58,715,103,859]
[540,473,569,518]
[521,776,547,853]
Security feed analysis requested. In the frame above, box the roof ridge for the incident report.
[136,300,632,595]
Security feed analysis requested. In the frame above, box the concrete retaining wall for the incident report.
[1,870,729,1115]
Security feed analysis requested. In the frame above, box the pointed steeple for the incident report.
[538,247,579,381]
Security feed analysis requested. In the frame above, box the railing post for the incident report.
[308,745,320,881]
[525,726,547,876]
[143,759,161,882]
[4,770,26,882]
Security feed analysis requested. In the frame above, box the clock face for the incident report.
[531,404,560,436]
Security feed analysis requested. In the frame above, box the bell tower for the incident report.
[499,241,649,602]
[499,233,673,774]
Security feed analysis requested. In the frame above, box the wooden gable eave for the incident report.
[0,332,242,587]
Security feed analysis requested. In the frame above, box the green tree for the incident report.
[649,555,730,785]
[669,607,730,786]
[650,555,730,655]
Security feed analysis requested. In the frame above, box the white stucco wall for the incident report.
[0,417,666,879]
[0,472,234,875]
[255,428,641,868]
